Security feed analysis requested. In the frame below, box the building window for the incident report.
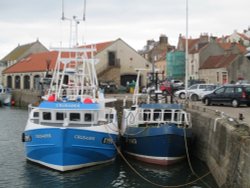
[34,75,40,90]
[222,72,227,84]
[108,51,116,66]
[191,65,194,75]
[15,76,21,89]
[7,76,12,88]
[216,72,219,83]
[24,75,30,89]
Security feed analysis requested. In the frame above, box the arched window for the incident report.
[15,76,21,89]
[7,76,12,88]
[24,75,30,89]
[33,75,40,90]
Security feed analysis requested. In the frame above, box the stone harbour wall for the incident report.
[188,105,250,188]
[12,90,40,108]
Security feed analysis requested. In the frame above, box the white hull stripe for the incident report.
[124,151,185,161]
[26,157,115,171]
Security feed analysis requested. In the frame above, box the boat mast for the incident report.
[61,0,86,47]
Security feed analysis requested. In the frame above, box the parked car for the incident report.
[159,81,172,94]
[202,84,250,107]
[99,80,117,93]
[174,84,215,99]
[236,80,250,85]
[188,85,221,101]
[170,79,184,87]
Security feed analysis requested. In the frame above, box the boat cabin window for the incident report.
[106,114,114,121]
[70,113,81,122]
[143,109,151,121]
[164,110,172,121]
[56,112,65,121]
[84,113,92,122]
[181,113,185,122]
[43,112,51,120]
[37,111,97,125]
[34,112,39,118]
[174,110,181,121]
[153,109,162,121]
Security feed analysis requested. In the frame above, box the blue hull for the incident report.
[24,128,118,171]
[121,124,192,165]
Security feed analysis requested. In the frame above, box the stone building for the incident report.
[176,33,248,83]
[199,54,250,84]
[139,34,175,77]
[225,29,250,47]
[2,38,151,91]
[94,38,151,87]
[0,40,48,84]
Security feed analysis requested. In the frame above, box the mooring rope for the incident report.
[183,127,212,188]
[104,123,213,188]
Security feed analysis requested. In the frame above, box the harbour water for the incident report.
[0,107,218,188]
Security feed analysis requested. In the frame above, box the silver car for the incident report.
[174,84,216,99]
[188,85,221,101]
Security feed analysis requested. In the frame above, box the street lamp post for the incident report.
[185,0,189,99]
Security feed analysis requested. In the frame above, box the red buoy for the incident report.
[48,94,56,102]
[83,98,93,104]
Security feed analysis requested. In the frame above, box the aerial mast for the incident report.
[61,0,86,47]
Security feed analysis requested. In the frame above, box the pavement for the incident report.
[189,101,250,126]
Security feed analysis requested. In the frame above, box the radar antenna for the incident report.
[61,0,86,47]
[83,0,86,21]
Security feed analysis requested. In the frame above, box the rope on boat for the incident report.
[104,123,213,188]
[122,111,149,136]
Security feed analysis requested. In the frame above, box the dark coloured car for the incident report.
[99,80,117,93]
[202,84,250,107]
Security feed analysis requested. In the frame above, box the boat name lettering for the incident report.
[74,135,95,141]
[127,138,137,144]
[35,134,52,139]
[56,104,80,108]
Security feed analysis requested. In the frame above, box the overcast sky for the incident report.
[0,0,249,58]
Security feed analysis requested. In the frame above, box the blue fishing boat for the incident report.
[22,47,119,171]
[121,69,192,165]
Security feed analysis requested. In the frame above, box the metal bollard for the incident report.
[239,113,244,121]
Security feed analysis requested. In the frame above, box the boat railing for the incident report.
[126,109,191,127]
[53,85,96,101]
[103,107,117,125]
